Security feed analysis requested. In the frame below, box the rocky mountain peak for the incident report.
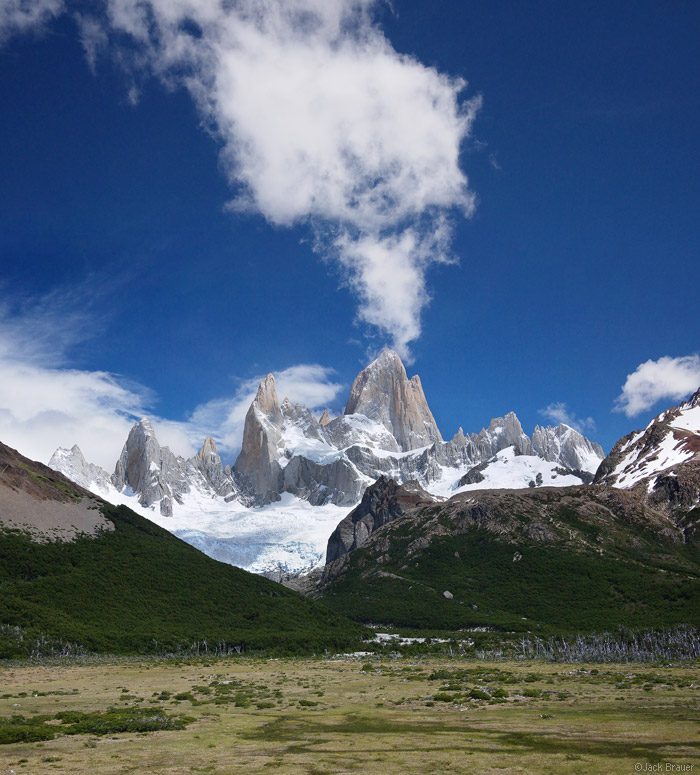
[48,444,114,498]
[254,374,282,422]
[319,409,331,426]
[479,412,530,456]
[451,427,466,444]
[192,436,238,501]
[343,349,443,451]
[233,375,286,501]
[111,418,189,516]
[196,436,219,461]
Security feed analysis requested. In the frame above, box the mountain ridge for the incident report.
[48,349,606,573]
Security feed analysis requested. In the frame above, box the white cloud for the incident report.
[614,355,700,417]
[2,1,480,357]
[539,402,596,433]
[333,221,454,361]
[0,360,150,470]
[91,0,479,358]
[75,12,108,72]
[0,291,344,467]
[0,0,63,42]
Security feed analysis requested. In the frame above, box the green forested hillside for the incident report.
[319,486,700,635]
[0,501,365,657]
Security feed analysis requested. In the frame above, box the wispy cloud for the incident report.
[0,0,63,42]
[0,287,343,467]
[614,355,700,417]
[23,0,478,361]
[539,402,595,433]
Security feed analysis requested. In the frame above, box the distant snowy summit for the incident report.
[51,348,606,516]
[50,421,237,517]
[231,347,605,506]
[49,348,608,572]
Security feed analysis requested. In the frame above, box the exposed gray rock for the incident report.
[111,418,191,516]
[231,352,604,506]
[109,418,240,515]
[281,454,366,506]
[472,413,532,459]
[532,423,605,472]
[344,349,443,451]
[595,387,700,488]
[192,437,238,501]
[458,461,488,486]
[325,476,437,567]
[233,374,284,503]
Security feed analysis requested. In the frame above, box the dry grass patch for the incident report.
[0,657,698,774]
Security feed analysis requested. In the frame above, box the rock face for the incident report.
[103,418,241,516]
[112,419,189,516]
[233,375,285,503]
[592,388,700,542]
[228,350,604,507]
[531,424,605,472]
[192,437,238,501]
[325,476,437,565]
[344,349,443,451]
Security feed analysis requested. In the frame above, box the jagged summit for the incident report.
[48,444,113,497]
[254,374,283,421]
[344,348,443,451]
[49,353,607,574]
[233,374,286,502]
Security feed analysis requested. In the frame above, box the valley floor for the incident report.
[0,656,698,774]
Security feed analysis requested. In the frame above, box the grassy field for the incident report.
[0,656,698,774]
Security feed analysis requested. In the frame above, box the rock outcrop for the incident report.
[107,418,241,516]
[595,387,700,489]
[532,423,605,472]
[344,349,443,451]
[325,476,437,566]
[112,419,190,516]
[233,375,285,503]
[192,437,237,501]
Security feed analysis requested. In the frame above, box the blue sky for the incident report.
[0,0,698,469]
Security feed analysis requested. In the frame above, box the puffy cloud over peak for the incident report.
[84,0,478,357]
[614,355,700,417]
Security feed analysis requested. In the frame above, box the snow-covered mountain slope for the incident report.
[48,446,347,574]
[49,348,606,574]
[448,446,586,496]
[48,445,115,498]
[595,388,700,489]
